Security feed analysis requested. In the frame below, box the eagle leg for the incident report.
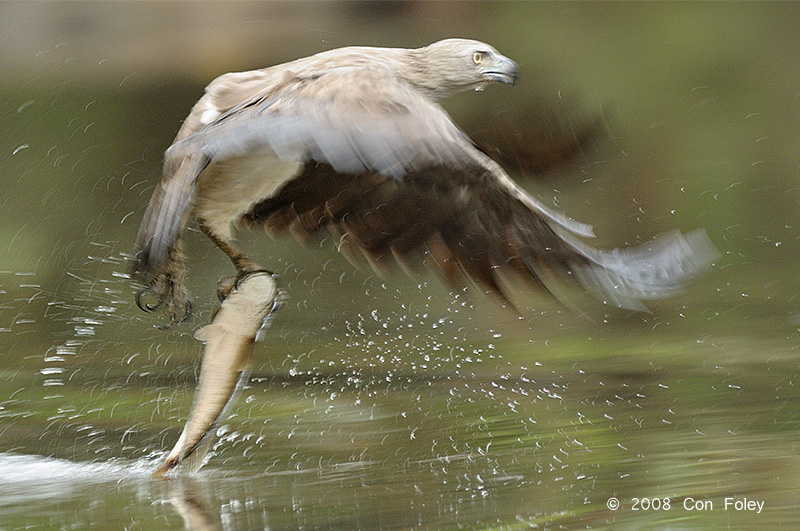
[215,269,276,302]
[198,220,273,301]
[136,240,193,327]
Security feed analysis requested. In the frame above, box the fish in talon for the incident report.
[153,272,279,477]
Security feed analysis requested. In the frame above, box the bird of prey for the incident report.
[131,39,714,325]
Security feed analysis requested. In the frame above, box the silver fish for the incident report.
[153,271,279,477]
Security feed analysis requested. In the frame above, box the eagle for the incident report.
[131,39,715,325]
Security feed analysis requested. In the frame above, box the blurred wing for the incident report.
[133,66,485,276]
[132,152,209,275]
[172,69,282,144]
[166,66,483,179]
[133,64,715,309]
[467,99,608,175]
[243,162,717,311]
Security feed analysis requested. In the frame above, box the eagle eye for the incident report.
[472,51,484,65]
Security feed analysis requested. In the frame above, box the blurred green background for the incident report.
[1,2,800,529]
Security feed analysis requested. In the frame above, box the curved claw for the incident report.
[234,269,276,291]
[180,300,193,323]
[135,287,162,313]
[155,300,192,331]
[156,301,192,330]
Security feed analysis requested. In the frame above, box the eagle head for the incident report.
[421,39,518,95]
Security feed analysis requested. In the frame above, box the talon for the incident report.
[135,287,162,312]
[216,276,237,302]
[154,301,192,331]
[156,319,174,331]
[179,300,193,323]
[233,270,249,291]
[234,269,275,291]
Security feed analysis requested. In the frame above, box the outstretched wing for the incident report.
[243,161,716,311]
[132,63,715,311]
[132,66,477,276]
[133,64,590,276]
[166,66,485,178]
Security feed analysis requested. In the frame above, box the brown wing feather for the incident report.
[462,92,608,176]
[243,162,590,304]
[243,162,717,311]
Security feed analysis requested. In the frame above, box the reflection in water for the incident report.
[166,476,222,531]
[2,335,800,529]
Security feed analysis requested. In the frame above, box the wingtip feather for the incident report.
[573,229,719,310]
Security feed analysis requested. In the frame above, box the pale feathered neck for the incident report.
[282,43,479,102]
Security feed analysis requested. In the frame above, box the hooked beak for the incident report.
[485,56,518,85]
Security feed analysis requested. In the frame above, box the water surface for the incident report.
[2,2,800,529]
